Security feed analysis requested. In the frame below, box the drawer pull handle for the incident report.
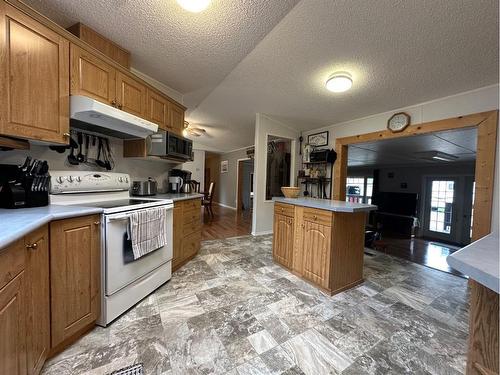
[94,221,100,225]
[313,215,317,220]
[26,242,38,250]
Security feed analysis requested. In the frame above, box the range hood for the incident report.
[70,95,158,139]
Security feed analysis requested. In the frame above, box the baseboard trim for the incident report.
[251,230,273,236]
[216,202,237,210]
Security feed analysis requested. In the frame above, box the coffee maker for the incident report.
[168,169,192,193]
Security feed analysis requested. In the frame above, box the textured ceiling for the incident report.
[348,128,477,167]
[188,0,498,151]
[23,0,300,108]
[25,0,498,152]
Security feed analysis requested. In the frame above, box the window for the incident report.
[346,177,373,204]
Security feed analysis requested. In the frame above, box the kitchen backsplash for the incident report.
[0,137,181,191]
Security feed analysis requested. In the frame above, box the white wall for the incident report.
[179,149,205,192]
[217,148,251,209]
[302,85,500,233]
[253,114,299,235]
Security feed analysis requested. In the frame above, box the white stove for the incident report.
[49,171,173,326]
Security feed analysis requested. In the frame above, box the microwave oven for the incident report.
[147,130,192,161]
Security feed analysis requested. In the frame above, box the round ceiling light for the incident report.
[176,0,211,12]
[325,72,353,93]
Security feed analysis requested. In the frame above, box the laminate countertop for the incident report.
[0,205,104,249]
[273,197,377,213]
[153,193,204,201]
[447,232,499,293]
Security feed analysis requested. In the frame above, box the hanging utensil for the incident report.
[76,132,85,162]
[84,134,89,163]
[95,137,107,169]
[104,138,114,170]
[67,135,79,165]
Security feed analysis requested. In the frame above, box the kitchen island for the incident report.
[447,233,499,375]
[272,197,376,295]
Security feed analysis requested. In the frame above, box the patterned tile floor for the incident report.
[42,235,469,375]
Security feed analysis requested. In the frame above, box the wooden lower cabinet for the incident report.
[172,199,202,271]
[301,220,331,289]
[0,225,50,375]
[273,203,366,295]
[25,226,50,375]
[50,215,100,349]
[272,213,294,269]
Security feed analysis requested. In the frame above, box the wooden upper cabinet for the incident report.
[116,71,147,118]
[301,221,331,289]
[273,213,294,269]
[25,226,50,375]
[50,215,100,348]
[0,2,69,144]
[70,43,116,105]
[146,89,170,130]
[170,103,185,135]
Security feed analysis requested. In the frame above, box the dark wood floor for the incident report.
[380,236,464,277]
[202,205,252,241]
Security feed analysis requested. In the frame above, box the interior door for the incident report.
[423,177,458,242]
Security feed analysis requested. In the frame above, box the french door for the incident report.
[423,178,458,242]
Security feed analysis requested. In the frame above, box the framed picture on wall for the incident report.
[221,160,228,173]
[308,131,329,147]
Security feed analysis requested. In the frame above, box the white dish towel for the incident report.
[127,207,166,260]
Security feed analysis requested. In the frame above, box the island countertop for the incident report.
[273,197,377,213]
[447,232,499,293]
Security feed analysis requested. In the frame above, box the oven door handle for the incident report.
[107,215,131,222]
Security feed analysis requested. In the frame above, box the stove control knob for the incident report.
[75,176,82,182]
[125,177,129,183]
[56,176,64,184]
[118,177,123,183]
[67,176,73,183]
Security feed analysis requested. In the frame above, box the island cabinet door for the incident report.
[272,213,294,268]
[301,221,331,289]
[50,215,100,348]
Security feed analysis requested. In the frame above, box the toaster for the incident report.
[131,177,157,196]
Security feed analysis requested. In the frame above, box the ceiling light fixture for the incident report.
[176,0,211,12]
[325,72,353,93]
[416,151,459,162]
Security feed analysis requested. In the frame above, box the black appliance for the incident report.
[167,132,192,160]
[168,169,192,193]
[310,148,337,163]
[0,159,50,209]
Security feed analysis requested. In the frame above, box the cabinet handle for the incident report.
[63,132,70,137]
[111,99,117,107]
[26,242,38,250]
[93,221,100,225]
[117,103,123,109]
[301,224,305,228]
[313,215,317,220]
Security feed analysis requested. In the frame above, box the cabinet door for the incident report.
[273,213,294,268]
[182,231,201,260]
[50,215,100,347]
[146,89,170,130]
[172,204,184,271]
[25,226,50,375]
[0,2,69,144]
[70,44,116,105]
[116,71,147,118]
[0,272,27,375]
[169,103,185,135]
[301,221,331,289]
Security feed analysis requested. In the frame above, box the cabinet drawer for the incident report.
[182,208,201,226]
[303,208,333,226]
[183,220,201,237]
[182,231,201,259]
[0,239,26,290]
[182,199,201,212]
[274,203,295,218]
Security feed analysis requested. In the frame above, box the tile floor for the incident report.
[42,235,469,375]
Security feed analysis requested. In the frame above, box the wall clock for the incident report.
[387,112,411,133]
